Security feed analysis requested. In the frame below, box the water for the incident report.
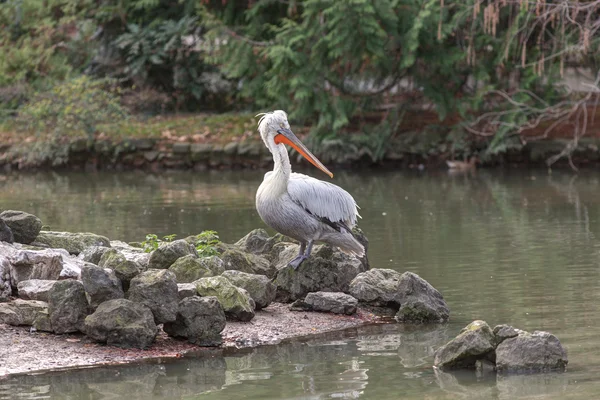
[1,168,600,399]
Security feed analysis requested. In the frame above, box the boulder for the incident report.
[177,283,197,300]
[148,239,197,270]
[394,272,449,323]
[0,210,42,244]
[98,248,141,290]
[110,240,151,270]
[495,331,568,373]
[221,270,276,310]
[493,324,520,345]
[78,245,111,265]
[8,248,86,287]
[12,298,49,325]
[84,299,157,349]
[195,276,255,321]
[274,244,367,303]
[0,218,14,243]
[347,268,404,306]
[234,229,287,255]
[433,320,496,370]
[81,264,124,309]
[169,255,214,283]
[163,296,226,346]
[34,231,110,255]
[220,248,276,278]
[0,303,21,325]
[290,291,358,315]
[127,269,178,324]
[33,309,53,332]
[17,279,57,301]
[0,251,12,301]
[48,280,89,334]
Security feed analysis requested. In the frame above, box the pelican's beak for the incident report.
[275,128,333,178]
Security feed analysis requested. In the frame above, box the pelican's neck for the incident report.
[271,142,291,179]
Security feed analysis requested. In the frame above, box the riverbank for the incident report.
[1,113,599,171]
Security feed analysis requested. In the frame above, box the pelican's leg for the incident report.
[288,242,308,269]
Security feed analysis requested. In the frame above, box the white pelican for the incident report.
[255,110,365,269]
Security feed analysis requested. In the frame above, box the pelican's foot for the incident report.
[288,255,308,270]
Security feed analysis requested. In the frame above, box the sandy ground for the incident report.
[0,303,380,378]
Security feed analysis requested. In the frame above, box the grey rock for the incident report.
[348,268,403,306]
[0,218,14,243]
[33,309,53,332]
[48,280,89,334]
[163,296,226,346]
[81,264,124,309]
[0,251,13,301]
[169,254,214,283]
[127,269,178,324]
[496,331,568,373]
[98,248,141,290]
[274,244,367,303]
[148,239,197,270]
[220,248,276,278]
[0,303,21,325]
[8,248,86,287]
[195,276,255,321]
[0,210,42,244]
[17,279,57,301]
[493,324,520,345]
[177,283,197,300]
[79,245,110,265]
[475,359,496,378]
[35,231,110,255]
[433,320,496,370]
[84,299,157,349]
[234,229,287,255]
[394,272,449,323]
[172,142,191,154]
[12,298,48,325]
[221,270,276,310]
[291,291,358,315]
[110,240,151,269]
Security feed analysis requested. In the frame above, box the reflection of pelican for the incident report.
[446,157,477,171]
[255,110,364,268]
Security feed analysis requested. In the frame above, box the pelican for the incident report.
[255,110,365,269]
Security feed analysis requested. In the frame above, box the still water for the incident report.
[1,168,600,399]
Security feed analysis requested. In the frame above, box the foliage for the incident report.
[141,233,177,253]
[192,230,220,257]
[16,76,128,140]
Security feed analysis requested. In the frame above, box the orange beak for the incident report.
[275,128,333,178]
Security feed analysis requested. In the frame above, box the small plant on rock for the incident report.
[141,233,177,253]
[193,230,220,257]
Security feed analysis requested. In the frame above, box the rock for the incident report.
[0,218,14,243]
[199,256,226,276]
[0,303,21,325]
[84,299,157,349]
[33,309,53,332]
[394,272,449,323]
[220,248,276,278]
[493,324,520,345]
[34,231,111,255]
[127,269,178,324]
[0,251,13,301]
[348,268,404,306]
[163,296,226,346]
[291,292,358,315]
[17,279,57,301]
[221,270,276,310]
[48,280,89,334]
[234,229,286,255]
[274,244,367,303]
[8,248,86,287]
[495,331,568,373]
[195,276,255,321]
[81,264,124,309]
[169,255,214,283]
[0,210,42,244]
[110,240,151,269]
[79,245,111,265]
[148,239,198,269]
[433,320,496,370]
[98,248,141,290]
[12,298,48,325]
[177,283,197,300]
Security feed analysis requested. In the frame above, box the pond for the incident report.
[1,167,600,399]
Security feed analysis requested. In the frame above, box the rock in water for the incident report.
[169,255,214,283]
[148,239,197,269]
[496,331,568,373]
[0,218,14,243]
[195,276,255,321]
[127,269,178,324]
[48,280,89,334]
[394,272,449,323]
[84,299,157,349]
[0,210,41,244]
[17,279,57,302]
[274,244,367,303]
[34,231,111,255]
[434,320,496,370]
[163,296,226,346]
[291,291,358,315]
[81,264,124,309]
[221,270,276,310]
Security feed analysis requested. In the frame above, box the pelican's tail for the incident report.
[322,231,365,258]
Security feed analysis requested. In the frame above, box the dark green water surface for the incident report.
[1,168,600,399]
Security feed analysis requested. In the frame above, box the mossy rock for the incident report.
[221,270,276,310]
[35,231,110,255]
[169,254,214,283]
[194,276,254,322]
[220,248,276,278]
[98,248,141,290]
[148,239,197,270]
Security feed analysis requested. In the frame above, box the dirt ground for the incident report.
[0,303,380,378]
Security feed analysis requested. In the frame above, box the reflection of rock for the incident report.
[496,372,569,399]
[433,368,496,398]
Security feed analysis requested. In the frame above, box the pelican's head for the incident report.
[257,110,333,178]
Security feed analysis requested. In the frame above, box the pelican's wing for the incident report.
[287,172,360,230]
